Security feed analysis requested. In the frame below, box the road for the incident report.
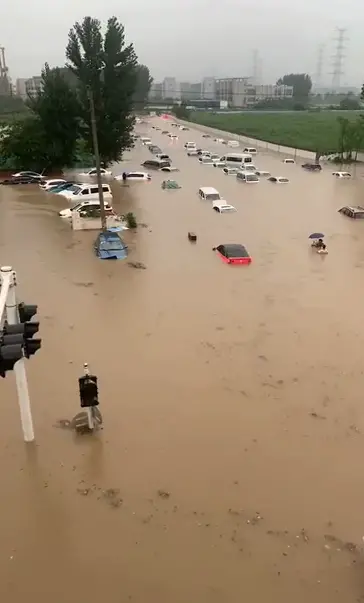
[1,117,364,602]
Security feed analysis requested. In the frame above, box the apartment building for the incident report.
[162,77,179,100]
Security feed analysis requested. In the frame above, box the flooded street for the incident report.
[1,119,364,602]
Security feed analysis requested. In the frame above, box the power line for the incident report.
[314,44,324,90]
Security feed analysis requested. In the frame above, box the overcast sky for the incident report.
[2,0,363,86]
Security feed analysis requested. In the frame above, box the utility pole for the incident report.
[87,87,107,232]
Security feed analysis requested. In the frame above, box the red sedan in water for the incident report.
[213,244,252,265]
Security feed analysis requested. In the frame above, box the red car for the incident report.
[213,244,252,265]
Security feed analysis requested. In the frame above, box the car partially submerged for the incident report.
[338,205,364,219]
[255,170,271,177]
[268,176,289,183]
[78,167,113,178]
[333,171,351,178]
[212,201,237,213]
[223,167,240,176]
[302,163,322,171]
[161,179,181,189]
[212,244,252,265]
[94,231,128,260]
[160,166,179,172]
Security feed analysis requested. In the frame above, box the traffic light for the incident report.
[79,374,99,407]
[16,302,41,358]
[0,339,23,378]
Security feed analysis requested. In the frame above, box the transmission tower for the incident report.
[314,44,324,90]
[331,27,347,90]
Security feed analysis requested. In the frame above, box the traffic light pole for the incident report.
[0,266,34,443]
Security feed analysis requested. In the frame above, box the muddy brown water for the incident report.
[1,118,364,602]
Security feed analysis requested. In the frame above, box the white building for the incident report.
[15,78,27,98]
[202,77,216,100]
[25,76,42,98]
[162,77,179,100]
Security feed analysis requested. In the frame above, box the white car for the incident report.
[40,178,66,190]
[243,147,257,155]
[13,170,44,179]
[179,126,188,131]
[187,150,199,156]
[168,133,178,139]
[214,138,224,143]
[255,170,271,177]
[59,199,113,218]
[242,164,257,172]
[160,166,179,172]
[199,156,214,165]
[115,171,151,181]
[213,161,226,168]
[237,171,260,183]
[223,167,240,176]
[210,154,220,161]
[283,158,295,164]
[227,140,239,148]
[268,176,289,183]
[212,200,237,213]
[332,171,351,178]
[184,142,197,150]
[78,167,112,178]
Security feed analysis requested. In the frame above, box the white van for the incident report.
[140,137,152,145]
[198,187,221,201]
[220,153,253,166]
[57,183,112,202]
[59,200,113,218]
[227,140,239,147]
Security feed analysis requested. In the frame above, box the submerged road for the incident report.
[0,117,364,602]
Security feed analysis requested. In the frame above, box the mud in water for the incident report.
[1,121,364,602]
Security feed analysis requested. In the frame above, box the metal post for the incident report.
[83,363,94,430]
[1,266,35,443]
[87,87,107,232]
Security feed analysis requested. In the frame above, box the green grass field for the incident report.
[189,111,364,152]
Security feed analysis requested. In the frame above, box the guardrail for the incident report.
[175,118,317,161]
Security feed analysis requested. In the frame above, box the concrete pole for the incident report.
[1,266,35,443]
[87,88,107,232]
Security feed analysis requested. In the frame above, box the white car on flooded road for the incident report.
[212,200,237,213]
[168,133,178,140]
[78,167,113,178]
[199,156,215,165]
[223,167,240,176]
[268,176,289,183]
[332,171,351,178]
[40,178,67,190]
[59,199,113,218]
[115,171,151,181]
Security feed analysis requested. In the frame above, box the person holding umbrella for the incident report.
[309,233,327,251]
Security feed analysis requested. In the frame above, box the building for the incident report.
[148,82,162,100]
[25,76,42,98]
[15,78,28,99]
[216,77,252,107]
[162,77,179,100]
[215,77,293,107]
[254,84,293,102]
[202,77,216,100]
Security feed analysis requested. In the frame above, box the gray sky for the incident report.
[3,0,363,86]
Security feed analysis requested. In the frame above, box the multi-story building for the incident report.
[149,82,162,100]
[254,84,293,101]
[202,77,216,100]
[215,77,293,107]
[162,77,179,100]
[25,76,42,98]
[15,78,28,98]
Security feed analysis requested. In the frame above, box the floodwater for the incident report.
[1,118,364,602]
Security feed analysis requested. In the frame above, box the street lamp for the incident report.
[87,85,107,232]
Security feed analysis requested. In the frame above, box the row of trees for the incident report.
[0,16,153,170]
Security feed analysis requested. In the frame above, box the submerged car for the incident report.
[115,171,151,181]
[12,170,44,180]
[40,178,67,190]
[1,175,45,185]
[268,176,289,183]
[223,167,240,176]
[283,158,295,164]
[160,166,179,172]
[255,170,271,177]
[302,163,322,171]
[212,201,237,213]
[333,171,351,178]
[212,244,252,265]
[94,231,128,260]
[236,172,259,183]
[48,181,76,193]
[78,167,113,177]
[338,205,364,219]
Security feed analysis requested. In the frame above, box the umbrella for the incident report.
[309,232,325,239]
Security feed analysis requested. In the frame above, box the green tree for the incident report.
[0,116,49,170]
[339,97,361,110]
[133,64,153,109]
[27,63,81,167]
[172,101,190,119]
[66,16,138,166]
[276,73,312,100]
